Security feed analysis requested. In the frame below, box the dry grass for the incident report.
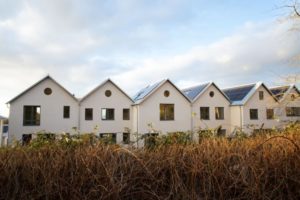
[1,129,300,199]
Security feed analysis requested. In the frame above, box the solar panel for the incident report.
[270,86,289,100]
[132,80,164,102]
[223,84,255,102]
[182,83,210,101]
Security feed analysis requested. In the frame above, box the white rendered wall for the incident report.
[242,85,279,134]
[136,82,191,135]
[191,84,231,137]
[79,81,133,144]
[9,79,79,143]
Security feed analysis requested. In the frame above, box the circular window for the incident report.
[44,88,52,95]
[105,90,112,97]
[291,94,296,101]
[164,90,170,97]
[209,91,214,97]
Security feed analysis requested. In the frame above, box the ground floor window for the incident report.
[123,132,130,144]
[22,134,32,145]
[144,133,159,148]
[99,133,116,144]
[266,109,274,119]
[217,129,226,136]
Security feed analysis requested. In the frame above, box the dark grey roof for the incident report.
[270,86,290,100]
[132,80,165,103]
[223,84,256,102]
[182,83,210,101]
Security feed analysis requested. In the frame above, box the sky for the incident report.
[0,0,300,117]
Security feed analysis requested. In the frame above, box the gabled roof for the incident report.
[7,75,78,104]
[132,79,191,105]
[80,79,133,103]
[222,82,278,106]
[182,82,231,103]
[270,84,300,102]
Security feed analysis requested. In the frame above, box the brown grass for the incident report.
[1,130,300,199]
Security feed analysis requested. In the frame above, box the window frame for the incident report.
[160,104,175,121]
[123,108,130,120]
[85,108,93,121]
[250,109,258,120]
[266,108,274,120]
[63,106,70,119]
[200,107,210,120]
[101,108,115,120]
[23,106,41,126]
[259,91,264,100]
[215,107,224,120]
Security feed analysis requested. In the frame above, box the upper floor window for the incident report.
[215,107,224,120]
[63,106,70,119]
[101,108,115,120]
[105,90,112,97]
[123,109,130,120]
[23,106,41,126]
[200,107,210,120]
[259,91,264,100]
[266,109,274,119]
[250,109,258,120]
[286,107,300,117]
[160,104,174,120]
[85,108,93,120]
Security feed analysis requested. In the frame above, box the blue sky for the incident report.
[0,0,299,116]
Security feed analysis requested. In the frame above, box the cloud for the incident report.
[0,1,299,117]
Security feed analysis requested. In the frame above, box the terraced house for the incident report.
[7,76,300,145]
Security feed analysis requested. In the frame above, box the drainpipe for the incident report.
[239,106,243,131]
[0,120,3,147]
[136,106,139,148]
[78,102,81,133]
[190,104,194,141]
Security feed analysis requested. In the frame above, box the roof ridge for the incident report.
[222,82,257,91]
[182,82,211,91]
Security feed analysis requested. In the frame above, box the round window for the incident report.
[209,91,214,97]
[164,90,170,97]
[44,88,52,95]
[105,90,112,97]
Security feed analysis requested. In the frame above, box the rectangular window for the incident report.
[85,108,93,120]
[160,104,174,121]
[123,109,130,120]
[217,129,226,137]
[123,132,130,144]
[215,107,224,120]
[250,109,258,120]
[286,107,300,116]
[101,108,115,120]
[63,106,70,119]
[259,91,264,100]
[266,109,274,119]
[23,106,41,126]
[200,107,210,120]
[99,133,116,144]
[22,134,32,145]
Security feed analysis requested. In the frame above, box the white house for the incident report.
[270,84,300,125]
[223,82,279,135]
[8,76,79,143]
[182,82,231,139]
[132,79,191,145]
[79,79,133,144]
